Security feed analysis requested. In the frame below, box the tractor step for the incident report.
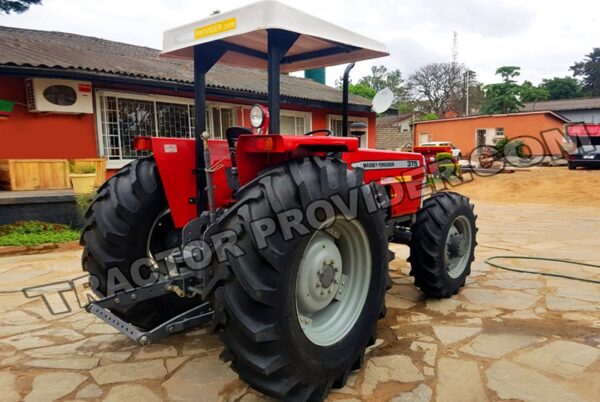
[85,279,213,345]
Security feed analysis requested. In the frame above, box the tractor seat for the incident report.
[225,126,253,167]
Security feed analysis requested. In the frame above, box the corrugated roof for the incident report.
[522,97,600,112]
[377,113,414,126]
[0,25,371,107]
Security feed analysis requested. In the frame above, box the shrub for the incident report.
[439,163,458,175]
[70,162,96,174]
[76,193,96,214]
[494,137,526,159]
[435,152,453,161]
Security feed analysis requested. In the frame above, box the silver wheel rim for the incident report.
[444,215,472,278]
[295,217,371,346]
[146,208,171,264]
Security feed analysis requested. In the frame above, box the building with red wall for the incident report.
[0,26,375,176]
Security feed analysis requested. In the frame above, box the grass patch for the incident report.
[0,221,80,247]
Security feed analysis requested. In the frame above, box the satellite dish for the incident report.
[371,88,394,114]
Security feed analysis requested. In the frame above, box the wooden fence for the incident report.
[0,159,107,190]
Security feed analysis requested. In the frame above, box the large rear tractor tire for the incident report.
[408,192,477,298]
[212,157,388,401]
[81,157,199,329]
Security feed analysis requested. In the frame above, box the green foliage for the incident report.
[357,65,407,102]
[495,66,521,82]
[76,193,96,215]
[396,102,415,114]
[0,0,41,14]
[540,76,582,100]
[520,80,549,102]
[439,163,459,175]
[435,152,453,161]
[420,113,439,121]
[494,137,526,158]
[480,66,523,114]
[570,48,600,96]
[347,83,376,99]
[0,221,80,246]
[70,163,96,174]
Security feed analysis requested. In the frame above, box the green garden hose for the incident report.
[484,256,600,284]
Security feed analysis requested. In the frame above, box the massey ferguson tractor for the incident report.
[82,2,477,400]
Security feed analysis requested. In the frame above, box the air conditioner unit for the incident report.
[25,78,93,114]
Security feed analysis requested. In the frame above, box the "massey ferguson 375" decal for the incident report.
[351,160,421,170]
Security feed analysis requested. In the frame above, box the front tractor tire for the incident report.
[81,157,198,329]
[409,192,477,298]
[212,157,388,401]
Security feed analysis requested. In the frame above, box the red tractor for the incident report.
[82,2,477,400]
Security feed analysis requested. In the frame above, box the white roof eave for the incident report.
[161,0,389,72]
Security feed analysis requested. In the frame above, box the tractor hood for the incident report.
[161,0,389,73]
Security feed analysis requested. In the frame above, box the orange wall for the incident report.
[0,76,98,159]
[413,114,566,156]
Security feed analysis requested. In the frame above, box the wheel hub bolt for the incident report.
[319,264,336,289]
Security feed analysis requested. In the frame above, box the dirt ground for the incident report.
[456,166,600,206]
[0,166,599,402]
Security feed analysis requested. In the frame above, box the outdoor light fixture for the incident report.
[250,104,269,134]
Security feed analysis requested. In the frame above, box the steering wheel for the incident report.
[304,129,332,136]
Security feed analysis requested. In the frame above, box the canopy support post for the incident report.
[267,29,299,134]
[193,44,226,216]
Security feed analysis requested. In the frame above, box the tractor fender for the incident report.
[148,137,232,228]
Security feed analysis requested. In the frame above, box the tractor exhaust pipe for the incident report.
[342,63,355,137]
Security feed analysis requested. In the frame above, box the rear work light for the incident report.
[133,136,153,151]
[250,136,275,151]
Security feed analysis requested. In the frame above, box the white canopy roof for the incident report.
[162,0,389,73]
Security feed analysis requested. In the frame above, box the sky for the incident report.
[1,0,599,87]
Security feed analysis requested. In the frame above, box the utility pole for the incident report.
[464,70,475,116]
[452,31,458,64]
[465,71,470,116]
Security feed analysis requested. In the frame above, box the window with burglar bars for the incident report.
[96,91,237,161]
[281,114,308,134]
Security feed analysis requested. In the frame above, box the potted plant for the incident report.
[69,162,96,194]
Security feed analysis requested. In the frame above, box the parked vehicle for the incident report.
[81,2,478,401]
[567,124,600,170]
[420,141,462,159]
[569,145,600,169]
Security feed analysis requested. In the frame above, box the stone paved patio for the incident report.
[0,201,599,401]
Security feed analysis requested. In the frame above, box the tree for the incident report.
[540,77,582,100]
[336,65,408,106]
[570,48,600,96]
[480,66,523,114]
[357,65,408,102]
[420,113,439,121]
[409,62,466,115]
[495,66,521,82]
[520,80,549,102]
[347,83,376,99]
[0,0,41,14]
